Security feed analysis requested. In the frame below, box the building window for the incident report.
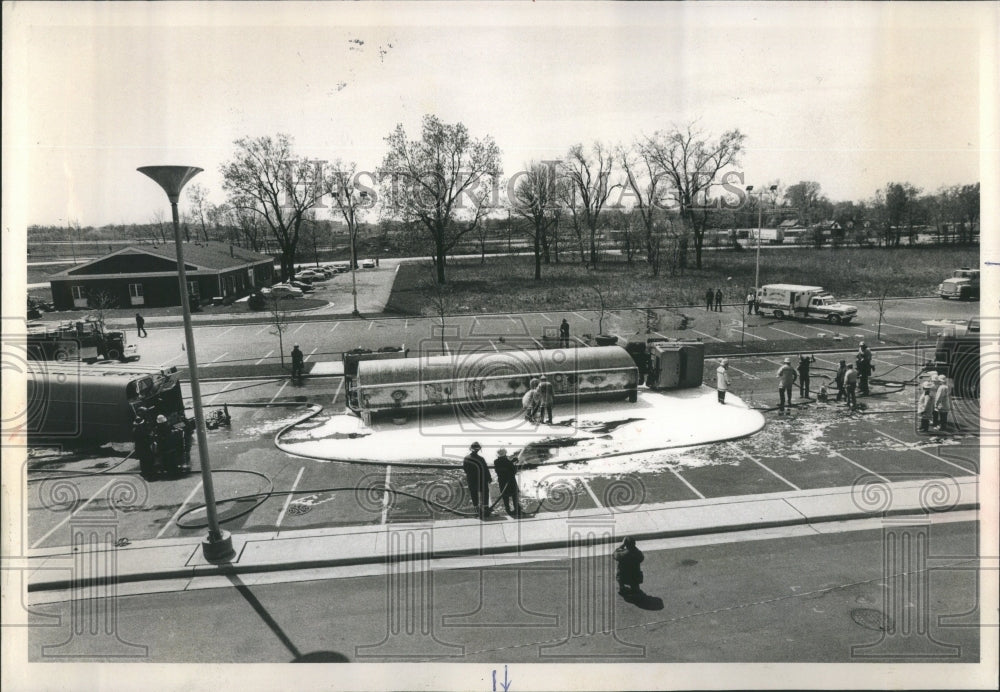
[129,283,144,298]
[187,280,200,298]
[71,286,85,300]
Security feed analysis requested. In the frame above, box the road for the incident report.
[125,295,979,371]
[27,519,981,664]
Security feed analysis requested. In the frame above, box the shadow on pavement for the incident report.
[623,592,664,611]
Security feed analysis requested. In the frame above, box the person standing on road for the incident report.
[462,441,492,519]
[776,357,797,415]
[522,379,539,423]
[834,360,847,402]
[537,375,555,424]
[493,448,522,517]
[746,290,755,315]
[856,342,873,395]
[135,312,147,338]
[715,288,723,312]
[843,363,858,410]
[705,288,714,311]
[559,319,570,348]
[716,359,731,404]
[918,380,935,432]
[291,344,304,380]
[613,536,645,597]
[934,374,951,431]
[797,354,816,398]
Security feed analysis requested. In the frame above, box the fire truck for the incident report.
[26,318,138,363]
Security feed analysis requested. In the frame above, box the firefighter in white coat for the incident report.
[716,359,731,404]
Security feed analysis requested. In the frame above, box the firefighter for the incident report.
[856,342,873,395]
[462,442,492,519]
[613,536,645,597]
[291,344,304,381]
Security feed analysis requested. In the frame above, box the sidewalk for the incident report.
[23,475,979,593]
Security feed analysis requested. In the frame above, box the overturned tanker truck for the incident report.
[350,346,640,420]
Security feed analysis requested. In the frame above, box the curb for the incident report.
[25,502,978,592]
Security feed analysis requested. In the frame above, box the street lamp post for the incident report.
[138,166,235,562]
[746,184,778,301]
[349,190,368,318]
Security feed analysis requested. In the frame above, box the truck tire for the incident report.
[773,310,784,320]
[959,288,970,301]
[106,348,122,361]
[828,315,842,325]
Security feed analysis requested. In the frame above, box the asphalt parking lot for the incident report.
[25,340,981,550]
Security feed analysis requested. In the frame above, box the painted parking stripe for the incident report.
[572,311,589,322]
[156,480,204,540]
[573,336,589,347]
[489,340,499,353]
[276,467,305,530]
[367,321,375,331]
[380,466,392,524]
[332,377,344,405]
[292,323,306,334]
[255,350,274,366]
[727,444,800,490]
[268,380,289,404]
[254,325,271,336]
[829,449,890,483]
[216,326,236,338]
[206,382,234,406]
[304,346,319,362]
[724,363,758,379]
[579,478,603,508]
[32,479,115,549]
[874,430,977,473]
[881,321,926,334]
[666,466,706,499]
[767,325,809,340]
[159,353,186,367]
[539,314,553,323]
[531,337,546,349]
[689,329,724,343]
[735,329,767,341]
[329,322,341,334]
[210,351,229,363]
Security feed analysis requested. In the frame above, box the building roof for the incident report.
[49,242,273,278]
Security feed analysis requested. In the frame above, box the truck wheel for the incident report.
[106,348,122,361]
[828,315,842,325]
[773,310,784,320]
[959,289,970,301]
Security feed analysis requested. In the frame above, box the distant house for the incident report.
[48,242,274,310]
[778,219,803,230]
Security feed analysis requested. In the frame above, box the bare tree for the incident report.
[220,134,325,281]
[592,284,608,336]
[875,289,889,341]
[267,293,292,367]
[85,289,118,332]
[380,115,502,284]
[427,277,451,355]
[326,161,373,271]
[620,141,671,275]
[151,209,168,244]
[187,183,210,242]
[644,125,746,269]
[561,142,620,267]
[512,161,562,280]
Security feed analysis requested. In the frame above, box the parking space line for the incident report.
[156,480,204,540]
[304,346,319,362]
[217,326,236,338]
[650,331,671,340]
[32,479,115,549]
[507,314,519,324]
[667,466,706,499]
[540,314,553,323]
[210,351,229,363]
[736,329,767,340]
[403,319,408,330]
[292,323,306,334]
[254,325,270,336]
[829,450,889,483]
[489,340,499,353]
[573,336,589,348]
[767,326,809,340]
[572,311,589,322]
[159,353,186,367]
[728,444,800,490]
[853,326,878,335]
[531,337,545,349]
[689,329,724,342]
[881,321,925,334]
[332,377,344,405]
[724,363,758,379]
[276,467,305,530]
[367,321,375,330]
[329,322,341,334]
[380,466,392,524]
[268,380,289,404]
[873,430,977,473]
[443,341,451,356]
[578,478,603,508]
[206,381,234,405]
[255,350,274,366]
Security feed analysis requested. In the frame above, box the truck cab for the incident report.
[937,268,979,301]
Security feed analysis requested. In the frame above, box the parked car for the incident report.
[288,280,315,293]
[937,268,980,301]
[297,270,327,281]
[261,284,303,299]
[361,258,376,269]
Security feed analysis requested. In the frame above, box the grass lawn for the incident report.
[386,246,979,316]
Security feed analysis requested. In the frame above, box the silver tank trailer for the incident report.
[354,346,639,417]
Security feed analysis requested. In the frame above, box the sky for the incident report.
[3,1,995,227]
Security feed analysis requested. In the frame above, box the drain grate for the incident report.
[851,608,892,632]
[287,504,313,516]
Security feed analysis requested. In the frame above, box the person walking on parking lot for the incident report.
[463,441,492,519]
[843,363,858,410]
[291,344,304,380]
[918,380,935,432]
[716,359,731,404]
[705,288,714,311]
[613,536,645,597]
[834,360,847,402]
[934,374,951,431]
[797,354,816,398]
[715,288,723,312]
[494,448,522,517]
[135,312,147,338]
[776,357,797,415]
[559,319,570,348]
[746,290,755,315]
[537,375,555,424]
[856,342,873,395]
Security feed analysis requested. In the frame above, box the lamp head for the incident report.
[745,185,754,192]
[138,166,203,203]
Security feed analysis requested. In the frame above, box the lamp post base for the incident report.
[201,530,235,562]
[352,310,361,318]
